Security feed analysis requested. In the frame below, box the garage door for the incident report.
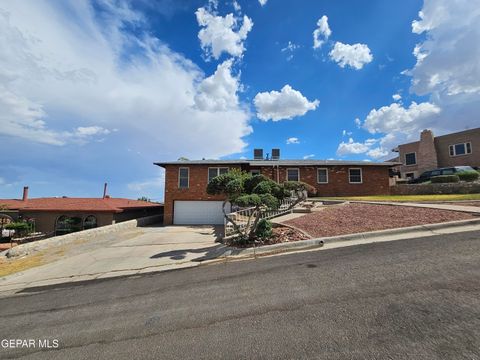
[173,201,230,225]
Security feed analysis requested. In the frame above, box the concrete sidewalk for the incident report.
[0,225,224,293]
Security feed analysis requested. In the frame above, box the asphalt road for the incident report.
[1,231,479,360]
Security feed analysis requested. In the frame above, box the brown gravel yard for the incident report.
[284,203,476,238]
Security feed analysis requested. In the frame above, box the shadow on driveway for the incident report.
[150,244,228,262]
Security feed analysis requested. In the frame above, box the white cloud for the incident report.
[281,41,300,61]
[342,129,352,136]
[392,94,402,101]
[286,137,300,144]
[232,1,241,12]
[354,118,361,128]
[366,147,389,159]
[258,0,268,6]
[313,15,331,49]
[337,138,370,156]
[194,59,240,111]
[336,137,389,158]
[363,102,441,135]
[253,85,319,121]
[74,126,110,137]
[195,6,253,60]
[329,42,373,70]
[0,1,252,160]
[303,154,315,159]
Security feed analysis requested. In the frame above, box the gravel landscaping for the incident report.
[232,225,310,248]
[284,203,476,238]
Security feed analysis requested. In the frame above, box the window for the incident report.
[84,215,97,230]
[286,168,300,182]
[317,168,328,183]
[178,167,189,189]
[250,169,261,176]
[442,168,455,175]
[405,152,416,166]
[349,168,362,183]
[449,142,472,156]
[208,167,229,182]
[405,172,415,179]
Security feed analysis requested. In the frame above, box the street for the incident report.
[1,230,479,359]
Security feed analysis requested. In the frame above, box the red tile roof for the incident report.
[0,198,163,213]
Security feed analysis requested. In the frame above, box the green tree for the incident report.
[207,169,316,241]
[137,196,151,202]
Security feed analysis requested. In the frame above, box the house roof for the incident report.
[0,197,163,213]
[154,159,400,167]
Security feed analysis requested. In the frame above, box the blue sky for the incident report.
[0,0,479,201]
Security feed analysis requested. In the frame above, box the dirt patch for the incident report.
[284,203,476,238]
[231,226,310,248]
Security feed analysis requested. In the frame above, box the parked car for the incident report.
[409,166,476,183]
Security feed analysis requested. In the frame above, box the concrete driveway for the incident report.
[0,225,225,293]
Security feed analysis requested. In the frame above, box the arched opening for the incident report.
[83,215,97,230]
[55,215,82,236]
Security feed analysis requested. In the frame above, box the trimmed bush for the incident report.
[457,170,479,182]
[431,175,460,183]
[255,219,273,240]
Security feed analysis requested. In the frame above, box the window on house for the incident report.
[405,152,417,165]
[84,215,97,230]
[178,167,189,189]
[450,142,472,156]
[405,172,415,179]
[349,168,362,183]
[317,168,328,183]
[287,168,300,182]
[250,169,261,176]
[208,167,229,182]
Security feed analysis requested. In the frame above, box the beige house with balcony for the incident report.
[392,128,480,179]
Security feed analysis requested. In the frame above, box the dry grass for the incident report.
[315,194,480,202]
[0,252,46,277]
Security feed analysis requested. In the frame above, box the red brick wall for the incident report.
[259,166,390,197]
[163,165,241,224]
[163,164,390,224]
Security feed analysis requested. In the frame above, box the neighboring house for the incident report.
[0,187,163,236]
[393,128,480,179]
[155,150,397,225]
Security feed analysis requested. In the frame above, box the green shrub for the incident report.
[255,219,273,240]
[5,222,33,237]
[431,175,460,183]
[457,170,479,182]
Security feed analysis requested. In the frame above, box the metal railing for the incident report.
[224,196,300,237]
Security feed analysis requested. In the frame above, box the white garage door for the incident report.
[173,201,230,225]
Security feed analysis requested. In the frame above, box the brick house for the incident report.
[0,187,163,236]
[392,128,480,179]
[155,153,397,225]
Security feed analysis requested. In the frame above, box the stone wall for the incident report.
[391,182,480,195]
[3,214,163,258]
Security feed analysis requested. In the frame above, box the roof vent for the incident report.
[271,148,280,160]
[253,148,264,160]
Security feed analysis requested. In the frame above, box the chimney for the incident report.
[253,148,264,160]
[418,129,438,172]
[22,186,29,201]
[271,148,280,160]
[103,182,108,199]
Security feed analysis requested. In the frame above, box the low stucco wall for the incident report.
[3,214,163,258]
[391,182,480,195]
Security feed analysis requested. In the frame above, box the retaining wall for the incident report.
[391,182,480,195]
[3,214,162,258]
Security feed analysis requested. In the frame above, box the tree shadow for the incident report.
[150,243,227,262]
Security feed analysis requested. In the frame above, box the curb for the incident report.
[216,218,480,260]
